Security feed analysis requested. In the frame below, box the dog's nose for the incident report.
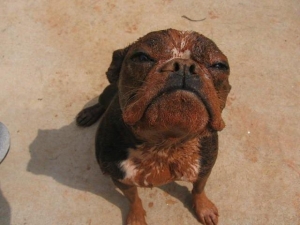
[161,59,196,75]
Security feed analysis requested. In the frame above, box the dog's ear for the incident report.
[106,47,129,84]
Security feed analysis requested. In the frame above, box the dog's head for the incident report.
[107,29,231,141]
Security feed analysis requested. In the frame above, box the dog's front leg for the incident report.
[112,179,147,225]
[192,175,219,225]
[192,133,219,225]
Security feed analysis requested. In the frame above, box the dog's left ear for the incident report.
[106,47,129,84]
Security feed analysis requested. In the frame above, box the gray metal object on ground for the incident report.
[0,122,10,163]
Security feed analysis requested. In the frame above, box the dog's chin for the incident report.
[133,90,209,141]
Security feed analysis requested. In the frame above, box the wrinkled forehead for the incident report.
[128,29,225,61]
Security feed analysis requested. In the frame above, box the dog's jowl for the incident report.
[77,29,231,225]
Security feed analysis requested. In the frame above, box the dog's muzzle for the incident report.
[122,58,225,132]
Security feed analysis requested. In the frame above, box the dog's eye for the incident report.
[210,62,229,71]
[131,52,153,63]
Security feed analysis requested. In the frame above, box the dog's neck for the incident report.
[130,126,211,149]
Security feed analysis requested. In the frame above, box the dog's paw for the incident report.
[76,104,105,127]
[193,193,219,225]
[126,207,147,225]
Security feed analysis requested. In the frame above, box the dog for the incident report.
[76,29,231,225]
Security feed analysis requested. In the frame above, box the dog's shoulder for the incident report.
[98,84,118,109]
[95,96,141,178]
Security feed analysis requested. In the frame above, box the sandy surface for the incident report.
[0,1,299,224]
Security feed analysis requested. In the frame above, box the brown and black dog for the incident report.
[76,29,231,225]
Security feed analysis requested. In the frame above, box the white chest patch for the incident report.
[119,138,201,187]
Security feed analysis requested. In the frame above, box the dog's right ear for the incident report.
[106,47,129,84]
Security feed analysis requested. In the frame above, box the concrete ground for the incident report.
[0,0,299,224]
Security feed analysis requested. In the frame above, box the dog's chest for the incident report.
[119,138,200,187]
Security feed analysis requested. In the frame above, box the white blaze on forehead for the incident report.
[171,32,193,59]
[171,49,191,59]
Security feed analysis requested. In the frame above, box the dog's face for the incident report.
[107,29,231,141]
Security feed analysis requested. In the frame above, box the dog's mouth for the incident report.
[144,84,203,113]
[122,71,225,132]
[138,86,210,136]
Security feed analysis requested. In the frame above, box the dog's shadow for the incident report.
[27,98,194,224]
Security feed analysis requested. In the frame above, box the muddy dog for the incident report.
[76,29,231,225]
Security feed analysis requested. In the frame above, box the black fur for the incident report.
[95,94,142,179]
